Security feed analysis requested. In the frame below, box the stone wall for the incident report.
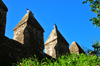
[45,39,57,58]
[45,38,70,59]
[0,35,27,65]
[45,27,70,58]
[13,22,27,44]
[58,40,70,56]
[0,1,88,66]
[0,35,57,66]
[69,41,87,55]
[24,23,44,52]
[0,1,57,66]
[0,8,7,36]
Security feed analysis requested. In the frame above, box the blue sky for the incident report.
[3,0,100,54]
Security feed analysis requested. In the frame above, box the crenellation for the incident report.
[13,11,45,53]
[44,25,70,58]
[0,0,87,65]
[69,41,86,55]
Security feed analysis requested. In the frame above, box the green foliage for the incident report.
[12,53,100,66]
[83,0,100,28]
[90,37,100,55]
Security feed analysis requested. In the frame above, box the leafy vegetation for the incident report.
[11,53,100,66]
[83,0,100,28]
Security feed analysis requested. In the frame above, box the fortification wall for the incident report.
[0,1,88,66]
[0,1,56,66]
[0,35,56,66]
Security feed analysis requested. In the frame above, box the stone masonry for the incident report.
[69,41,86,55]
[0,1,56,66]
[0,0,87,66]
[44,24,70,58]
[0,0,8,36]
[13,10,44,53]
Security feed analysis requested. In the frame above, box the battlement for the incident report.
[0,0,86,65]
[0,1,55,65]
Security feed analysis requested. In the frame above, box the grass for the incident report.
[12,53,100,66]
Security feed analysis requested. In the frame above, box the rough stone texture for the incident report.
[0,35,28,65]
[44,25,70,58]
[0,0,89,66]
[24,24,44,52]
[45,39,57,58]
[0,8,7,36]
[0,0,8,36]
[0,35,57,66]
[69,41,87,55]
[0,1,57,66]
[58,40,69,56]
[13,11,44,52]
[13,23,27,44]
[0,0,8,11]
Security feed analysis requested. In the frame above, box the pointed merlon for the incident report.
[44,24,69,58]
[13,9,44,32]
[69,41,86,55]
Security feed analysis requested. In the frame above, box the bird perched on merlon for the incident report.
[53,23,57,29]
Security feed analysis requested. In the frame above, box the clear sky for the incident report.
[2,0,100,54]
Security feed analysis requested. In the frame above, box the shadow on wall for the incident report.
[0,0,89,66]
[0,0,56,66]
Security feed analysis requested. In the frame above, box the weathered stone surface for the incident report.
[58,40,69,56]
[0,0,91,66]
[69,41,86,55]
[13,11,44,32]
[0,1,56,65]
[0,0,8,36]
[0,0,8,11]
[0,35,57,66]
[13,10,44,52]
[44,24,70,58]
[0,4,7,36]
[13,23,27,44]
